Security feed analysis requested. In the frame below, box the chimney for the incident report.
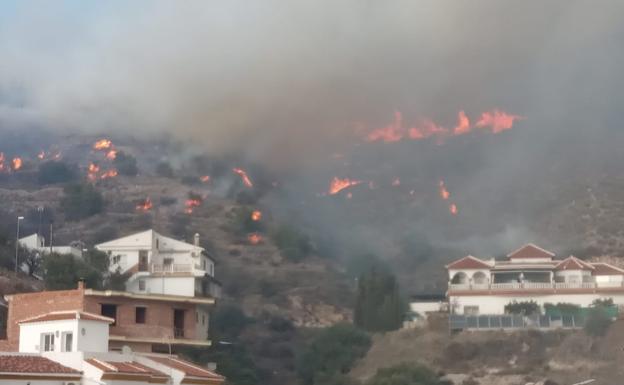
[77,279,85,290]
[194,233,200,246]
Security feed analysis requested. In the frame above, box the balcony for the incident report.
[151,263,193,274]
[449,281,624,292]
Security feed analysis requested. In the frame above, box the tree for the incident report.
[104,268,131,291]
[60,183,104,220]
[366,363,451,385]
[297,324,371,385]
[21,247,42,276]
[42,250,111,290]
[211,304,253,341]
[113,151,138,176]
[504,300,539,316]
[354,266,405,332]
[270,224,312,262]
[584,306,613,337]
[37,161,77,185]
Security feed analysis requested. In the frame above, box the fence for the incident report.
[449,314,584,331]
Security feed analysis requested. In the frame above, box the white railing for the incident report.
[151,263,193,274]
[449,281,624,291]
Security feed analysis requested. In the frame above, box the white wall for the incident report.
[448,268,491,283]
[450,292,624,315]
[195,305,210,340]
[19,319,109,354]
[129,276,196,297]
[410,302,444,315]
[0,379,69,385]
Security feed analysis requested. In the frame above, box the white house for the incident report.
[95,229,221,299]
[19,233,83,257]
[0,309,225,385]
[447,243,624,315]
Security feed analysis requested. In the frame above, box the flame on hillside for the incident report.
[37,151,46,160]
[439,180,450,200]
[93,139,113,150]
[247,233,262,245]
[105,150,117,160]
[329,177,363,195]
[233,168,253,188]
[450,203,458,215]
[251,210,262,221]
[12,158,22,171]
[136,197,153,212]
[100,169,118,179]
[185,193,203,214]
[200,175,211,183]
[365,109,522,143]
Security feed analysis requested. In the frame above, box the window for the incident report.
[202,314,206,325]
[464,306,479,315]
[210,263,214,276]
[101,304,117,326]
[41,333,54,352]
[136,307,146,324]
[156,239,159,249]
[138,279,146,291]
[61,332,73,352]
[112,255,121,264]
[202,259,206,270]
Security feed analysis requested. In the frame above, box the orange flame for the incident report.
[247,233,262,245]
[0,153,4,172]
[233,168,253,188]
[450,203,458,215]
[251,210,262,221]
[439,180,450,200]
[12,158,22,171]
[100,169,118,179]
[475,109,523,134]
[184,199,202,214]
[200,175,211,183]
[366,110,404,143]
[392,177,401,187]
[105,150,117,160]
[93,139,113,150]
[37,151,46,160]
[136,197,153,212]
[453,110,471,135]
[88,163,100,174]
[329,177,363,195]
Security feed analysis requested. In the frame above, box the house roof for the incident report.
[148,356,225,383]
[507,244,555,259]
[18,310,115,324]
[591,262,624,276]
[86,358,168,382]
[555,256,595,271]
[446,255,492,270]
[0,355,81,375]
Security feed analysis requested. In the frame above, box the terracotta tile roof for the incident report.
[507,244,555,259]
[86,358,166,375]
[555,256,595,271]
[0,355,80,375]
[446,255,492,270]
[18,310,115,324]
[148,356,225,382]
[591,262,624,276]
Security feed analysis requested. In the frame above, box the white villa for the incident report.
[447,243,624,315]
[19,233,83,257]
[95,229,221,299]
[0,309,224,385]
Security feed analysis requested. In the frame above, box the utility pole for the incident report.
[49,220,54,255]
[15,216,24,273]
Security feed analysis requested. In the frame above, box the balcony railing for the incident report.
[151,263,193,274]
[449,281,624,291]
[174,328,185,338]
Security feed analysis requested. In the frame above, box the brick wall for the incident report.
[1,288,85,350]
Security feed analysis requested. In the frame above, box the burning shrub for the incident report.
[233,207,264,234]
[113,151,138,176]
[60,182,105,221]
[37,161,77,185]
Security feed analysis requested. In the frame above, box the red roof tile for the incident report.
[18,311,114,324]
[148,356,225,382]
[507,244,555,259]
[0,355,80,375]
[85,358,167,377]
[446,255,492,270]
[591,262,624,276]
[555,256,594,271]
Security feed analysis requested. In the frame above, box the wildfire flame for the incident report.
[247,233,262,245]
[136,197,153,212]
[12,158,22,171]
[233,168,253,188]
[105,150,117,160]
[100,169,118,179]
[251,210,262,221]
[37,151,46,160]
[365,109,522,143]
[392,178,401,187]
[93,139,113,150]
[184,198,202,214]
[439,180,450,200]
[88,163,100,174]
[450,203,458,215]
[329,177,363,195]
[200,175,211,183]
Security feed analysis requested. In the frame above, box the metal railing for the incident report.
[450,314,584,331]
[449,281,624,291]
[151,263,193,273]
[174,328,185,338]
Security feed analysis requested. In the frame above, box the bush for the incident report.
[37,161,76,184]
[297,324,371,385]
[211,304,253,340]
[543,302,581,316]
[43,253,104,290]
[354,267,405,332]
[60,183,105,220]
[113,151,138,176]
[592,298,614,307]
[504,300,540,316]
[366,363,451,385]
[155,161,174,178]
[584,306,613,337]
[271,224,312,262]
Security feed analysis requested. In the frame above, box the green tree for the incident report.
[366,363,451,385]
[42,253,105,290]
[297,324,371,385]
[37,161,77,185]
[584,306,613,337]
[113,151,138,176]
[60,183,104,220]
[270,224,312,262]
[504,300,539,315]
[354,267,405,332]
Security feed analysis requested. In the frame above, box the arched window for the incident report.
[451,272,468,284]
[472,271,487,284]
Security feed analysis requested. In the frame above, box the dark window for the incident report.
[101,304,117,326]
[136,307,146,324]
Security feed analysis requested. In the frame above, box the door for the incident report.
[174,309,185,338]
[138,250,148,272]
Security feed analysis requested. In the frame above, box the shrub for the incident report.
[60,183,104,221]
[233,207,263,234]
[354,266,405,332]
[592,298,614,307]
[211,304,253,340]
[271,224,312,262]
[155,161,174,178]
[297,324,371,385]
[365,363,451,385]
[504,300,540,316]
[543,302,581,316]
[584,306,613,337]
[43,253,104,290]
[37,161,76,184]
[113,151,138,176]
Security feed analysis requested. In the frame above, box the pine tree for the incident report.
[354,266,405,332]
